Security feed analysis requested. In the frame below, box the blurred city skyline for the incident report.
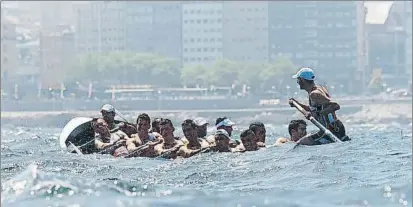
[1,1,412,97]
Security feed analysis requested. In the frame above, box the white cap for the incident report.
[216,118,235,128]
[100,104,115,113]
[214,129,230,139]
[194,117,209,126]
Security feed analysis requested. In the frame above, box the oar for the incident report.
[156,143,185,159]
[122,140,162,158]
[68,141,83,155]
[291,100,342,143]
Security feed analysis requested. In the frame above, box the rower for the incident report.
[289,67,350,145]
[210,129,243,153]
[248,122,266,147]
[206,117,239,147]
[177,119,210,158]
[274,119,307,146]
[100,104,117,130]
[100,104,137,136]
[92,118,130,157]
[240,129,258,151]
[194,117,209,138]
[157,118,183,159]
[126,113,163,157]
[150,117,162,134]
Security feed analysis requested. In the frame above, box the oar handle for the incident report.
[291,100,342,143]
[122,140,162,158]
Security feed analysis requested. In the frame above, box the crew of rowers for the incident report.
[91,67,351,159]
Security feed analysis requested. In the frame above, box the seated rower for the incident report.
[156,118,185,159]
[126,113,163,158]
[100,104,137,136]
[93,118,130,157]
[193,117,209,139]
[239,129,259,151]
[274,119,307,146]
[206,117,239,147]
[149,117,162,134]
[210,129,243,153]
[177,119,210,158]
[249,122,266,148]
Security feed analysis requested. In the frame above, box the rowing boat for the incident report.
[59,117,123,154]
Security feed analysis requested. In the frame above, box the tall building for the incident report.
[365,1,411,87]
[39,25,75,88]
[181,1,224,66]
[1,13,18,83]
[222,1,268,63]
[75,1,182,61]
[75,1,127,55]
[268,2,359,92]
[40,1,76,32]
[125,1,182,60]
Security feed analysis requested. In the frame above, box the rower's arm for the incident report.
[178,146,201,158]
[310,92,340,115]
[95,139,111,150]
[257,142,266,147]
[295,100,311,111]
[126,135,142,151]
[152,143,164,156]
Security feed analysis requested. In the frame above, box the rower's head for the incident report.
[288,119,307,142]
[136,113,151,133]
[194,117,209,138]
[151,117,162,133]
[100,104,116,123]
[214,129,231,150]
[240,129,258,151]
[249,122,266,143]
[93,118,110,135]
[159,118,175,138]
[181,119,198,140]
[215,117,234,136]
[292,67,316,90]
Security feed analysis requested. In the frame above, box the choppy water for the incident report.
[1,122,412,207]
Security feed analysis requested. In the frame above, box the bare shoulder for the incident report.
[200,139,210,148]
[310,90,330,105]
[205,135,216,145]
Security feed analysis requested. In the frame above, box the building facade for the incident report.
[39,26,75,88]
[181,1,224,66]
[1,14,18,83]
[125,1,182,60]
[222,1,268,63]
[268,2,359,92]
[75,1,127,55]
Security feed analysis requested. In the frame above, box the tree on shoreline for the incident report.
[66,52,297,90]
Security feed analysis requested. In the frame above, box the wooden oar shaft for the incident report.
[291,100,342,143]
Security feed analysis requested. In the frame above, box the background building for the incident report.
[222,1,268,63]
[39,25,75,88]
[181,1,224,66]
[268,2,359,92]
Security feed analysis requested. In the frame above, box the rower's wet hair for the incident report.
[160,118,173,127]
[215,117,228,126]
[137,113,151,124]
[288,119,307,135]
[249,122,265,133]
[240,129,255,139]
[182,119,197,128]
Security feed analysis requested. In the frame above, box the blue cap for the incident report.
[292,68,316,81]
